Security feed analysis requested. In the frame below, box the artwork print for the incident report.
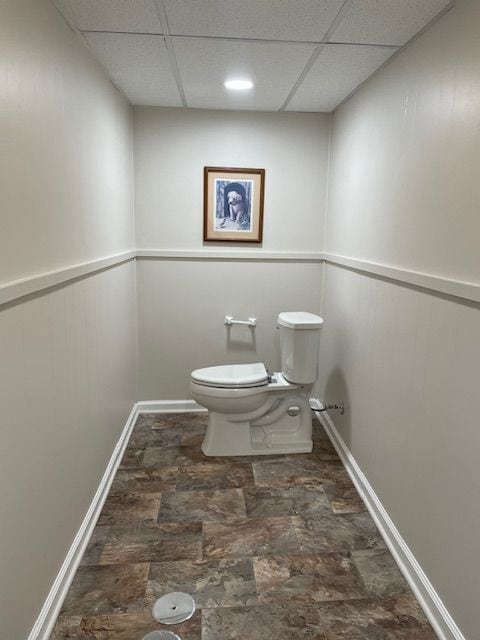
[214,178,253,231]
[204,167,265,243]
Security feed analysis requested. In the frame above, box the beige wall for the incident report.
[1,0,134,285]
[326,1,479,282]
[134,107,330,399]
[0,2,136,638]
[318,1,480,637]
[1,263,137,640]
[137,258,323,399]
[134,108,330,252]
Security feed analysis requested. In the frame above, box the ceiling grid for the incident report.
[153,0,188,107]
[51,0,454,112]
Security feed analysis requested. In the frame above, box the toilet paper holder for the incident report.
[224,315,257,327]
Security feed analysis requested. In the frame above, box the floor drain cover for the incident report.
[151,592,196,625]
[142,632,180,640]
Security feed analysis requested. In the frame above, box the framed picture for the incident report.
[204,166,265,243]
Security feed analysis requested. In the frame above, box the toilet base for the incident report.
[201,438,313,457]
[201,401,313,457]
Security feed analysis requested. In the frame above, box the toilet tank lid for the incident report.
[278,312,324,329]
[191,362,268,387]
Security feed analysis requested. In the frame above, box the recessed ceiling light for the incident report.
[224,79,254,91]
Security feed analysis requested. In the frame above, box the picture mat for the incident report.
[206,170,262,241]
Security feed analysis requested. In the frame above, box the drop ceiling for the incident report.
[52,0,453,112]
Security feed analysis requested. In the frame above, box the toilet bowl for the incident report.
[190,312,324,456]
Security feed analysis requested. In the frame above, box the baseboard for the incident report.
[310,398,465,640]
[27,402,140,640]
[136,399,207,413]
[30,398,464,640]
[28,399,206,639]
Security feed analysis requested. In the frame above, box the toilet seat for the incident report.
[191,362,268,389]
[190,380,268,400]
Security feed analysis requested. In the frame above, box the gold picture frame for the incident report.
[204,166,265,243]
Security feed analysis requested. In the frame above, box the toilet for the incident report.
[190,311,324,456]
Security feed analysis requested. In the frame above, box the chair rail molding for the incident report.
[3,249,479,311]
[323,253,480,304]
[0,250,136,307]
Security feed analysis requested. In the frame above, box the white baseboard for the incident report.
[30,398,464,640]
[28,403,140,640]
[136,399,207,413]
[28,399,207,639]
[310,398,465,640]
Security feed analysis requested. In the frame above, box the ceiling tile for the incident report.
[287,44,397,112]
[329,0,451,46]
[173,38,315,111]
[54,0,163,33]
[163,0,345,41]
[84,33,182,106]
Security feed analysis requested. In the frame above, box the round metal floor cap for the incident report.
[142,632,180,640]
[151,592,196,625]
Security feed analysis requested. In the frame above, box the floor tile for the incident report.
[293,512,385,553]
[50,615,82,640]
[142,445,193,468]
[128,427,183,449]
[133,413,156,429]
[79,610,201,640]
[253,553,368,604]
[97,492,161,526]
[252,458,350,488]
[176,462,254,491]
[311,423,340,459]
[146,557,257,609]
[176,415,208,445]
[54,412,436,640]
[158,488,246,523]
[202,593,435,640]
[141,443,244,468]
[312,414,332,438]
[80,527,110,566]
[309,440,340,460]
[109,467,177,493]
[98,522,202,565]
[244,485,330,518]
[203,516,300,559]
[155,443,266,467]
[324,481,367,513]
[60,563,149,616]
[352,548,410,598]
[150,411,208,431]
[118,446,144,469]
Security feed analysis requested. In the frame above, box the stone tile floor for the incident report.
[51,412,436,639]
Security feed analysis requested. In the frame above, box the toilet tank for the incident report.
[277,312,324,384]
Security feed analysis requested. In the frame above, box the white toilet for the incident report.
[190,311,324,456]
